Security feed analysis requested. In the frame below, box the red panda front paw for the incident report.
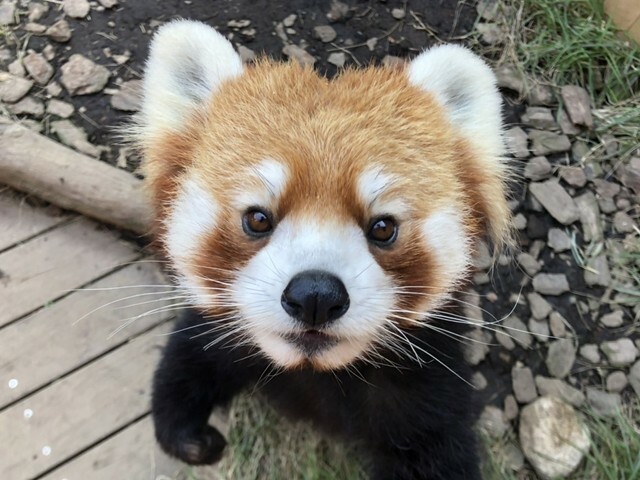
[161,425,227,465]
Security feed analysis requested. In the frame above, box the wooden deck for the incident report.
[0,190,191,479]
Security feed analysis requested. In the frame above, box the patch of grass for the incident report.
[195,395,366,480]
[484,400,640,480]
[494,0,640,104]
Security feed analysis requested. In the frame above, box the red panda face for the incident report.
[136,21,511,370]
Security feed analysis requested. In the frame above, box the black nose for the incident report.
[281,270,350,327]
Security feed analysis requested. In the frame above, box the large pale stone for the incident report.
[519,396,590,479]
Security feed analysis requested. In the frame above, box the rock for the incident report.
[533,273,570,296]
[237,45,256,63]
[46,19,72,42]
[46,81,62,97]
[503,316,532,348]
[503,443,525,471]
[283,14,297,27]
[600,310,624,328]
[0,72,33,103]
[593,179,620,198]
[574,192,603,242]
[548,228,571,252]
[512,366,537,403]
[527,83,555,106]
[24,22,47,34]
[605,371,628,393]
[519,396,590,479]
[227,19,251,29]
[529,317,550,343]
[521,107,556,130]
[326,0,350,22]
[8,59,25,77]
[529,180,579,225]
[478,405,509,438]
[28,2,49,22]
[504,126,528,158]
[6,95,45,117]
[42,45,56,62]
[601,338,638,367]
[549,312,568,338]
[579,344,601,364]
[599,197,616,214]
[463,328,490,365]
[620,157,640,194]
[504,394,519,420]
[313,25,337,43]
[560,85,593,128]
[50,120,101,157]
[558,108,581,135]
[391,8,406,20]
[22,51,54,85]
[524,156,552,181]
[559,166,587,188]
[471,371,488,390]
[535,376,585,407]
[546,339,576,378]
[327,52,346,68]
[47,99,74,118]
[613,211,635,233]
[476,23,503,45]
[584,255,611,287]
[529,130,571,155]
[511,213,526,231]
[586,388,621,416]
[629,361,640,396]
[477,0,499,20]
[110,80,142,111]
[98,0,118,7]
[528,292,552,320]
[0,0,16,25]
[282,44,315,67]
[495,65,525,94]
[60,54,110,96]
[63,0,90,18]
[517,252,541,276]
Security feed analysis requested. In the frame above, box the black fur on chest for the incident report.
[151,302,483,479]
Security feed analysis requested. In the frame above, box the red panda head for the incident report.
[136,21,511,370]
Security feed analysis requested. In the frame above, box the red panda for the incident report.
[136,20,511,479]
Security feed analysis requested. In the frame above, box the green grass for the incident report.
[491,0,640,104]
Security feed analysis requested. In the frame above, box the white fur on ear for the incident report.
[408,45,504,158]
[140,20,243,137]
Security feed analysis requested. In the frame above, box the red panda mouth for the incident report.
[285,330,338,355]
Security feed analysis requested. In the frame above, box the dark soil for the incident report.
[21,0,481,166]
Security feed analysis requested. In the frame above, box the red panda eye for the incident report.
[367,217,398,246]
[243,209,273,237]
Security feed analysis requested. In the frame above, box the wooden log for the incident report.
[0,117,152,235]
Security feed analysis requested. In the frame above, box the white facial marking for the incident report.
[233,159,289,210]
[422,208,471,292]
[357,166,408,219]
[165,175,218,297]
[231,218,396,369]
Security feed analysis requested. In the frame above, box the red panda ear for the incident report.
[408,45,512,251]
[139,20,243,139]
[407,45,504,160]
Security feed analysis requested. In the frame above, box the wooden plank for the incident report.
[0,261,172,408]
[0,118,152,234]
[0,323,170,479]
[0,217,139,327]
[39,417,193,480]
[0,190,70,252]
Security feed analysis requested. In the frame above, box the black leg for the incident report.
[152,309,262,465]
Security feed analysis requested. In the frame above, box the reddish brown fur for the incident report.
[142,60,510,317]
